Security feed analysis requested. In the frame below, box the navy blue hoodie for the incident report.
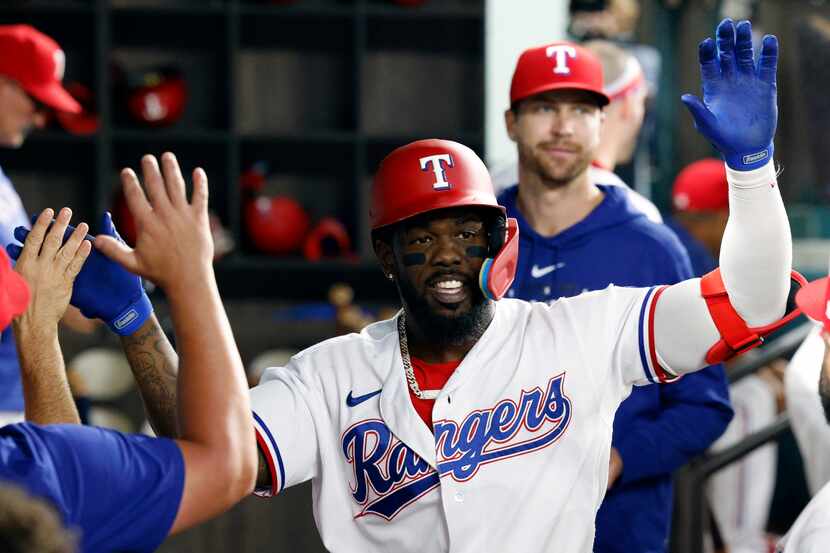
[498,183,733,553]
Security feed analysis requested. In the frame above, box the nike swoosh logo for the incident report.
[346,389,382,407]
[531,263,565,278]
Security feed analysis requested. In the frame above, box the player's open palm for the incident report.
[13,207,91,328]
[681,18,778,171]
[95,152,213,293]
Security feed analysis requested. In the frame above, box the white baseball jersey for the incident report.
[251,285,676,553]
[776,479,830,553]
[785,325,830,495]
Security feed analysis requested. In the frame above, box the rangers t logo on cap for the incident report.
[546,44,576,75]
[510,40,609,106]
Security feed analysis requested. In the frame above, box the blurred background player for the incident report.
[0,153,257,552]
[786,315,830,497]
[499,40,732,553]
[567,0,662,193]
[583,39,660,222]
[776,275,830,551]
[0,24,94,425]
[668,158,785,552]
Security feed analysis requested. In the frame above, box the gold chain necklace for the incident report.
[398,313,440,400]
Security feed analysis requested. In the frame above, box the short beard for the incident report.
[517,140,592,189]
[397,275,493,347]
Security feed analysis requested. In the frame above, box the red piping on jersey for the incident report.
[255,430,279,497]
[647,286,676,382]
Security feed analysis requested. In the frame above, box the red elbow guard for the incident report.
[701,268,806,364]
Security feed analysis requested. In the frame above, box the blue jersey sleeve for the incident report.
[0,423,184,553]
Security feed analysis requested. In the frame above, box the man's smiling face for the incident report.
[376,207,495,345]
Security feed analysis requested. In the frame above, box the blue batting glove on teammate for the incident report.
[681,18,778,171]
[7,212,153,336]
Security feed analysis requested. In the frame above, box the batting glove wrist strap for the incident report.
[724,143,774,172]
[108,292,153,336]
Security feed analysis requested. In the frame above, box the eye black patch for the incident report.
[466,246,488,258]
[402,253,427,266]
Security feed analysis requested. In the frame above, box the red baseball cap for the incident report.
[672,158,728,212]
[510,41,610,106]
[0,25,80,114]
[0,249,30,330]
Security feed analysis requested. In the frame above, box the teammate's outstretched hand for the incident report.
[13,208,91,329]
[681,18,778,171]
[96,153,213,293]
[8,212,153,335]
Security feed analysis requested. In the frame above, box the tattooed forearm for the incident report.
[121,315,180,438]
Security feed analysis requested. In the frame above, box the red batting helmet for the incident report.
[510,41,609,106]
[303,217,351,261]
[245,196,311,255]
[370,139,518,300]
[126,67,187,127]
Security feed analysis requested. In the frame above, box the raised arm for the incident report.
[7,205,182,436]
[653,19,791,373]
[9,208,90,425]
[96,153,257,531]
[120,315,180,438]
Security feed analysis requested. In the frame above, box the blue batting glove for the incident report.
[681,19,778,171]
[7,212,153,336]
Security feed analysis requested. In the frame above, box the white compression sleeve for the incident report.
[653,161,791,374]
[720,162,791,325]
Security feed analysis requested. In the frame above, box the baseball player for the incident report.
[53,18,794,552]
[0,154,257,552]
[773,277,830,552]
[496,35,733,553]
[785,324,830,495]
[490,39,662,224]
[0,24,97,425]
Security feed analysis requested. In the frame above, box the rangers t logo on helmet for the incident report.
[419,154,454,190]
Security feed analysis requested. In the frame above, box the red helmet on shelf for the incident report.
[245,196,311,255]
[303,217,351,261]
[125,67,187,127]
[370,139,518,300]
